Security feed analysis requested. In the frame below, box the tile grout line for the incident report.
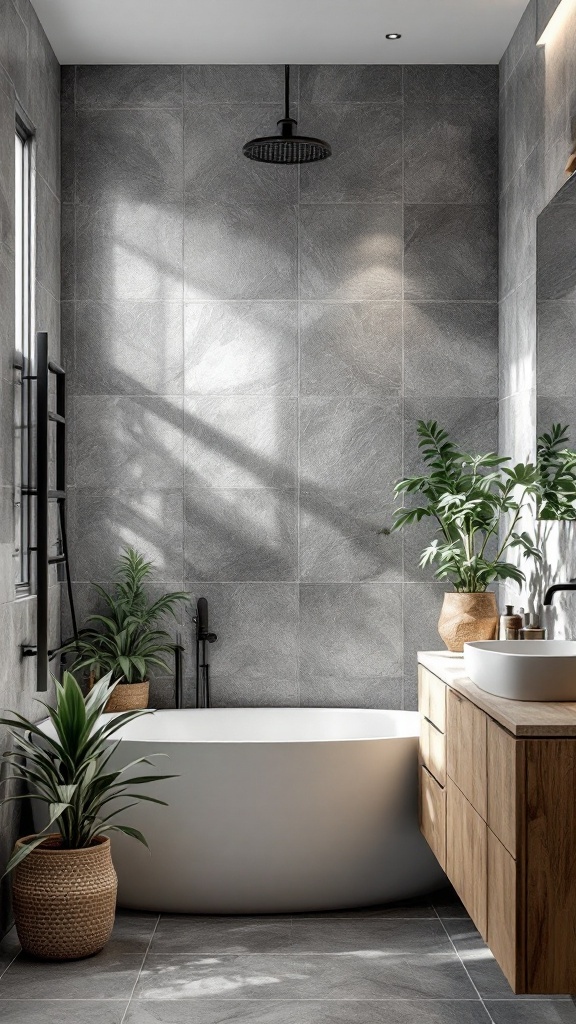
[119,913,160,1023]
[433,910,496,1023]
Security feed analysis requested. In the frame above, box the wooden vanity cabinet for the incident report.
[418,661,576,995]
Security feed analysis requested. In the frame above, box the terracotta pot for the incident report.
[437,592,499,653]
[89,676,149,712]
[12,834,117,960]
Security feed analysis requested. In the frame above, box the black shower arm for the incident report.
[284,64,290,120]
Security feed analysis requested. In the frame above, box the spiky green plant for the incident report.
[0,671,175,876]
[67,548,189,684]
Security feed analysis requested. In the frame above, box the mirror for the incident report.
[537,171,576,518]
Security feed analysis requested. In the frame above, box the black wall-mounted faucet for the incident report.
[195,597,217,708]
[543,578,576,605]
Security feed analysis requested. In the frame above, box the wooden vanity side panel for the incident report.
[525,739,576,994]
[420,765,446,871]
[487,719,524,859]
[418,666,446,733]
[447,688,487,819]
[488,829,525,992]
[447,777,487,940]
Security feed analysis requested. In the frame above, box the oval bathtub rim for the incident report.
[37,706,422,746]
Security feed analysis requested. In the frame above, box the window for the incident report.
[14,118,33,592]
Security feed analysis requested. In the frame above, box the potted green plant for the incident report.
[68,548,189,712]
[383,421,576,652]
[0,671,173,960]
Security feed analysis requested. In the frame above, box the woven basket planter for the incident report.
[89,676,149,712]
[12,835,117,960]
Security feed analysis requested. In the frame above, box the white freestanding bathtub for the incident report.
[96,707,445,914]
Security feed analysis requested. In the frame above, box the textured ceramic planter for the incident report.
[12,834,117,960]
[438,592,499,653]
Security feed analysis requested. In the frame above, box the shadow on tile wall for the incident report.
[62,62,499,712]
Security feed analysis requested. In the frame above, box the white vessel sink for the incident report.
[463,641,576,702]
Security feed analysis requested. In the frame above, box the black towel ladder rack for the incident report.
[22,332,78,691]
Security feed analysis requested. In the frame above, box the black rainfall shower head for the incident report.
[242,67,331,165]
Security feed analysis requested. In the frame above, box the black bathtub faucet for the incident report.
[195,597,217,708]
[543,578,576,605]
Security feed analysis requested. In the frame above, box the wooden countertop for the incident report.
[418,650,576,737]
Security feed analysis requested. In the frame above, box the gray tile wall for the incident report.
[499,0,576,638]
[0,1,60,931]
[62,63,499,713]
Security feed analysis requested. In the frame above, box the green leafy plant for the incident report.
[382,420,542,593]
[0,671,175,876]
[537,424,576,520]
[67,548,189,684]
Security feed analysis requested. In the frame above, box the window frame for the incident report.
[14,112,34,596]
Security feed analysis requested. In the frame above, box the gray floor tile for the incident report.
[150,918,293,955]
[485,1002,576,1022]
[134,951,477,1000]
[124,999,492,1023]
[106,911,159,956]
[0,1001,129,1023]
[293,896,435,919]
[442,920,568,1000]
[288,917,455,954]
[0,955,143,1000]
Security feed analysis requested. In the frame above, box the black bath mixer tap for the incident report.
[194,597,217,708]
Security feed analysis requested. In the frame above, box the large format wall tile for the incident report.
[499,276,536,399]
[300,301,402,397]
[35,174,61,299]
[404,204,498,300]
[403,397,499,477]
[75,202,183,300]
[184,202,297,300]
[300,675,403,710]
[404,66,498,106]
[299,583,403,681]
[184,301,298,396]
[70,299,181,395]
[300,397,402,494]
[404,301,498,398]
[537,300,576,396]
[299,204,403,300]
[73,395,183,488]
[68,488,184,581]
[76,65,183,107]
[299,103,402,203]
[183,396,297,489]
[299,491,402,583]
[72,301,183,396]
[184,104,297,204]
[184,487,298,581]
[75,108,183,204]
[404,102,497,204]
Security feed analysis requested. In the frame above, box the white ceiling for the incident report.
[31,0,530,65]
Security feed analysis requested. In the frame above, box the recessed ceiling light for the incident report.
[386,33,401,39]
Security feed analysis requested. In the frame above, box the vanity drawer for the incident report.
[488,828,524,991]
[447,687,487,819]
[488,718,522,859]
[420,717,446,786]
[447,777,487,940]
[418,666,446,733]
[420,765,446,871]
